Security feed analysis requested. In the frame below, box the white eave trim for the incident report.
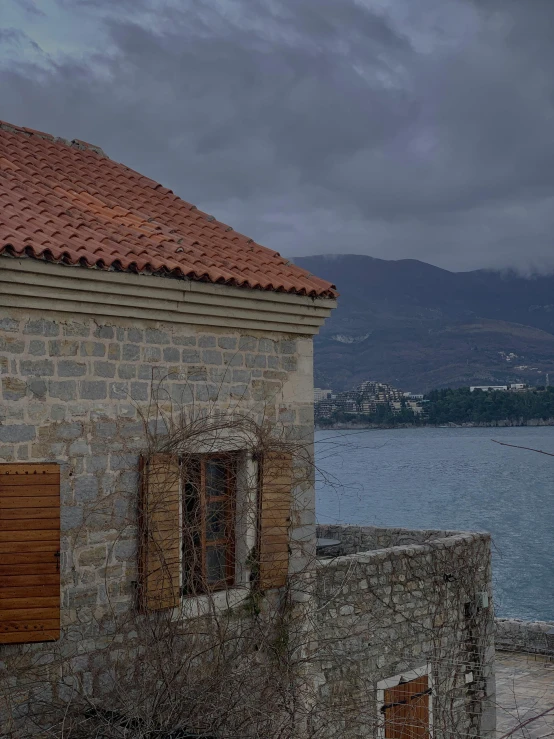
[0,257,337,336]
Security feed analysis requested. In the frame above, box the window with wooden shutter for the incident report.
[0,463,60,644]
[382,675,431,739]
[139,454,181,611]
[257,451,293,590]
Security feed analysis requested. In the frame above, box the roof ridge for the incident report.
[0,120,106,157]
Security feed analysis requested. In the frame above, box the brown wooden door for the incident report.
[0,464,60,644]
[383,675,430,739]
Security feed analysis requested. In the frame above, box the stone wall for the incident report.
[310,525,496,739]
[495,619,554,656]
[0,307,316,735]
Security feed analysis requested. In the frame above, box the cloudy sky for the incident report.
[1,0,553,273]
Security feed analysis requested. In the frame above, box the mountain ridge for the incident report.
[294,254,554,392]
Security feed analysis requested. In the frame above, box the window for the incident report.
[139,450,293,611]
[182,454,237,595]
[378,667,433,739]
[0,464,60,644]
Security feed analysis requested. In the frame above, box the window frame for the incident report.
[377,664,434,739]
[181,452,238,596]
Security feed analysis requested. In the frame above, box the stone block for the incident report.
[230,384,250,400]
[56,422,83,440]
[86,455,109,473]
[130,382,149,401]
[172,334,196,346]
[79,546,108,567]
[110,453,137,471]
[80,381,107,400]
[74,476,99,502]
[163,346,180,362]
[108,343,121,361]
[145,328,170,344]
[182,349,201,363]
[61,506,84,531]
[2,377,27,401]
[268,356,279,369]
[187,366,207,381]
[281,356,298,372]
[246,353,267,369]
[95,421,117,438]
[49,380,77,401]
[238,336,257,351]
[202,349,222,365]
[23,318,60,336]
[232,369,250,383]
[118,363,137,379]
[109,382,129,400]
[58,360,87,377]
[93,361,116,378]
[258,338,275,353]
[69,439,90,456]
[198,334,216,348]
[0,336,24,354]
[20,359,54,376]
[127,328,143,343]
[170,383,194,405]
[0,425,36,443]
[94,325,114,339]
[48,340,79,357]
[278,339,297,355]
[29,379,47,399]
[80,342,106,357]
[122,343,140,361]
[63,321,90,337]
[142,346,161,363]
[0,317,19,332]
[223,352,243,367]
[217,336,238,349]
[113,540,137,561]
[0,356,7,375]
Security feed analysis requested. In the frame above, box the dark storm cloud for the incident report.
[1,0,554,272]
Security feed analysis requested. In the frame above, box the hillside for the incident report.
[295,255,554,392]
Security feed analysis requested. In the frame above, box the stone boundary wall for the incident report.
[495,619,554,655]
[317,523,473,554]
[318,526,554,659]
[312,524,496,739]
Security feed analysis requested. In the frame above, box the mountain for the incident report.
[294,254,554,393]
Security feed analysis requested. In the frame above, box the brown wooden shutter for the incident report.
[139,454,181,611]
[0,464,60,644]
[258,451,293,590]
[384,675,430,739]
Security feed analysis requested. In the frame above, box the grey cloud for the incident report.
[1,0,554,272]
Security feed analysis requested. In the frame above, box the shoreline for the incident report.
[316,418,554,431]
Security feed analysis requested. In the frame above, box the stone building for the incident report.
[0,121,494,738]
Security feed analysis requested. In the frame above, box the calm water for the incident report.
[315,426,554,621]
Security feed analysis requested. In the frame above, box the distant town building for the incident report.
[470,384,528,393]
[314,388,333,402]
[315,380,425,418]
[470,385,509,392]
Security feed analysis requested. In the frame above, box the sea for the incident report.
[315,426,554,622]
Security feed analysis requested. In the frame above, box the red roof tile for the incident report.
[0,120,337,298]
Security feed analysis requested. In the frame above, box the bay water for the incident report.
[315,426,554,621]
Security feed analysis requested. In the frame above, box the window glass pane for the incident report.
[206,460,227,498]
[206,501,227,541]
[206,546,227,583]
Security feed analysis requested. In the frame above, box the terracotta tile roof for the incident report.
[0,120,337,298]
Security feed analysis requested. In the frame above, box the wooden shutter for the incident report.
[383,675,430,739]
[139,454,181,611]
[258,451,293,590]
[0,464,60,644]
